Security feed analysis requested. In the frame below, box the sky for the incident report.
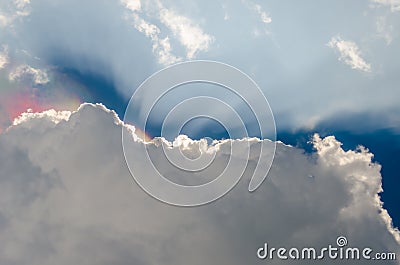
[0,0,399,264]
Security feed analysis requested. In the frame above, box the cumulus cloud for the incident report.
[0,104,398,265]
[328,36,372,72]
[8,64,49,85]
[12,109,71,126]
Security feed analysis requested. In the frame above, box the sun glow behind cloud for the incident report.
[0,69,84,133]
[0,90,81,133]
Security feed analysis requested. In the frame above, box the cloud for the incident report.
[371,0,400,12]
[328,36,372,72]
[221,2,230,20]
[376,16,394,45]
[127,13,181,65]
[0,104,398,264]
[12,108,71,126]
[0,45,8,69]
[121,0,182,65]
[13,0,30,10]
[240,0,271,37]
[243,0,272,24]
[0,12,9,28]
[8,64,49,85]
[0,0,30,28]
[120,0,141,12]
[158,6,214,59]
[121,0,214,64]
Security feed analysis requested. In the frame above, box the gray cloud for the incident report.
[0,104,398,265]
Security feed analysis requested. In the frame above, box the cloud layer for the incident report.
[0,104,398,265]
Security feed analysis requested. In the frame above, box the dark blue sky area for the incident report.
[59,67,129,116]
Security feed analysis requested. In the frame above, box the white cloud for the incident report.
[121,1,181,65]
[8,64,49,85]
[222,3,230,21]
[129,13,159,38]
[12,109,72,126]
[376,16,394,45]
[0,0,30,27]
[120,0,141,12]
[371,0,400,12]
[0,104,398,264]
[0,12,10,28]
[158,7,214,59]
[0,45,8,69]
[13,0,30,10]
[241,0,271,37]
[155,36,181,65]
[244,0,272,24]
[328,36,372,72]
[131,14,181,65]
[121,0,213,63]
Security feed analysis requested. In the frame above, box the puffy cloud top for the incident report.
[0,104,398,264]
